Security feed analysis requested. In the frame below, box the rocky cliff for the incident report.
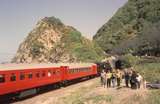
[12,17,104,63]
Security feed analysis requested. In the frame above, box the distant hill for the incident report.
[12,17,104,63]
[93,0,160,55]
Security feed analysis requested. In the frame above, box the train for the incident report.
[0,63,97,100]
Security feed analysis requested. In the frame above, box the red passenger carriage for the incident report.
[0,63,97,99]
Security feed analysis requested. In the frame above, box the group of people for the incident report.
[100,67,145,89]
[100,69,122,88]
[124,68,145,89]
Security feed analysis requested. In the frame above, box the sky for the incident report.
[0,0,128,62]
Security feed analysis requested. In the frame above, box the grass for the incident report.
[65,94,113,104]
[70,94,113,104]
[58,54,160,104]
[122,55,160,104]
[146,90,160,104]
[121,54,160,82]
[135,62,160,82]
[123,93,146,104]
[59,79,113,104]
[121,55,160,104]
[84,95,113,104]
[59,82,95,104]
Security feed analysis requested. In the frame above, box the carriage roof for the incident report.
[0,63,96,71]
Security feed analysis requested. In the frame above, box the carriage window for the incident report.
[81,68,84,72]
[69,69,71,73]
[69,70,71,73]
[36,73,40,78]
[48,70,51,77]
[71,69,73,73]
[69,69,74,74]
[42,72,45,77]
[0,74,5,83]
[10,73,16,81]
[56,70,60,75]
[75,69,77,73]
[28,73,33,79]
[53,71,56,75]
[20,73,25,80]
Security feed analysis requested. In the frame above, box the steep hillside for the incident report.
[12,17,104,63]
[93,0,160,54]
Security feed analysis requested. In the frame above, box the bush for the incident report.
[61,29,105,62]
[135,63,160,82]
[30,41,44,58]
[120,54,141,68]
[68,30,81,43]
[146,90,160,104]
[72,43,103,62]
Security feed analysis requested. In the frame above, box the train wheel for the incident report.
[61,80,68,87]
[53,83,61,89]
[36,88,40,94]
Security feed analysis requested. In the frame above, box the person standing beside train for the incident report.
[100,70,106,88]
[130,71,138,89]
[136,72,143,89]
[111,69,117,88]
[106,70,112,88]
[124,68,132,87]
[116,69,122,87]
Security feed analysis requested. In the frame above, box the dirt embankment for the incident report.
[13,78,148,104]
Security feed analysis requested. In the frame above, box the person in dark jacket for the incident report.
[125,72,130,87]
[130,71,138,89]
[124,69,132,87]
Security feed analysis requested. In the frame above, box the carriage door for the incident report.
[60,66,68,81]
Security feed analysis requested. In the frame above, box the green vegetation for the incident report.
[86,95,113,104]
[60,79,113,104]
[61,28,105,62]
[120,54,141,68]
[123,93,146,104]
[45,17,105,62]
[66,30,82,43]
[12,16,105,63]
[135,63,160,82]
[121,54,160,82]
[71,41,104,62]
[42,16,64,28]
[92,0,160,84]
[146,90,160,104]
[93,0,160,55]
[30,41,44,58]
[123,90,160,104]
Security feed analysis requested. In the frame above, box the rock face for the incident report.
[93,0,160,54]
[12,17,104,63]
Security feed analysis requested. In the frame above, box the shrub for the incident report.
[120,54,141,68]
[147,90,160,104]
[135,63,160,82]
[68,30,81,43]
[30,41,44,58]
